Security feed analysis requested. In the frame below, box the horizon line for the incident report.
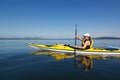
[0,37,120,40]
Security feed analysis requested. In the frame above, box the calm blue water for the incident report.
[0,39,120,80]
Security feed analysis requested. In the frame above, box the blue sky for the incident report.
[0,0,120,38]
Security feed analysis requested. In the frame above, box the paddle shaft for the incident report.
[74,24,77,56]
[75,24,77,46]
[73,24,77,72]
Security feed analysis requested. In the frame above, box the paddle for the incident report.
[74,24,77,72]
[74,24,77,56]
[106,46,120,50]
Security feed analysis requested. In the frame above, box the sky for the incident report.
[0,0,120,38]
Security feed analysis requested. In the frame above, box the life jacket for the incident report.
[82,39,94,49]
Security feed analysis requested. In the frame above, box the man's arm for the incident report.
[76,36,83,41]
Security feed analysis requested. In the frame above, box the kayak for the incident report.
[27,43,120,56]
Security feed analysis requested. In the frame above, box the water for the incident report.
[0,39,120,80]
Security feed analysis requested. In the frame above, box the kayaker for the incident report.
[75,33,93,49]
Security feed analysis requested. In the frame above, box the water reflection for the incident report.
[31,50,74,60]
[75,54,120,71]
[75,55,92,71]
[30,51,120,71]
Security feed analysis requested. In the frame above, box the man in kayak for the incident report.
[75,33,93,49]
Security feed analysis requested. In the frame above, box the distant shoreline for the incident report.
[0,37,120,40]
[94,37,120,39]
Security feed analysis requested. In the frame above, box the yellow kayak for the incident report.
[27,43,120,56]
